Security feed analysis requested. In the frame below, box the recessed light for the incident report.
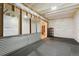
[51,6,57,10]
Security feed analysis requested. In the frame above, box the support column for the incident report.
[28,13,32,34]
[20,9,22,34]
[0,3,3,37]
[30,17,31,34]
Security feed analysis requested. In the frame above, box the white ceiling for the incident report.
[24,3,79,20]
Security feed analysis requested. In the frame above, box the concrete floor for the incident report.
[28,37,79,56]
[7,37,79,56]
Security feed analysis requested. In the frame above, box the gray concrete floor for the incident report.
[28,37,79,56]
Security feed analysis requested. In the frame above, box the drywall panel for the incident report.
[22,11,30,34]
[37,22,40,32]
[74,10,79,42]
[3,15,19,36]
[49,18,74,38]
[31,21,36,33]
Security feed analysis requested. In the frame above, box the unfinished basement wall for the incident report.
[48,18,75,39]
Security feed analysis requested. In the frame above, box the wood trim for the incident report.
[30,14,32,34]
[30,17,31,34]
[0,3,3,37]
[2,3,3,37]
[19,9,22,34]
[12,5,15,11]
[28,13,32,34]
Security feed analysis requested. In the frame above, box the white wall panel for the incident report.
[3,15,19,36]
[31,21,36,33]
[49,18,74,38]
[37,22,40,32]
[22,16,30,34]
[74,10,79,42]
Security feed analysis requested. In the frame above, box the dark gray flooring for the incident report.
[28,37,79,56]
[7,37,79,56]
[6,40,42,56]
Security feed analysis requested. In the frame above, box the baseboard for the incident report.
[51,36,79,44]
[74,39,79,43]
[54,36,74,40]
